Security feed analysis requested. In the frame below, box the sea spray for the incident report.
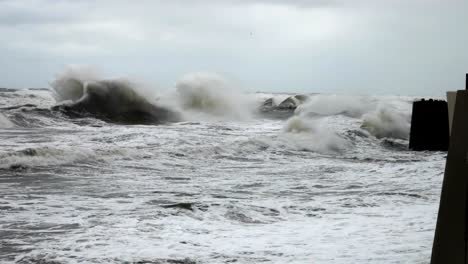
[0,85,445,263]
[49,66,414,137]
[282,116,350,154]
[50,65,101,102]
[295,95,375,118]
[294,95,412,140]
[50,66,161,104]
[175,72,256,121]
[361,104,411,140]
[50,67,180,124]
[284,115,314,133]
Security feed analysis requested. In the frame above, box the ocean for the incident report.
[0,70,445,263]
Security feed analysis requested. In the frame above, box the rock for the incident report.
[257,95,309,119]
[277,97,297,109]
[277,95,309,110]
[294,94,309,103]
[261,98,274,108]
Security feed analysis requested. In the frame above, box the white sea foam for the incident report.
[284,115,314,133]
[50,67,259,123]
[49,67,179,124]
[174,72,255,121]
[361,103,411,140]
[0,143,161,169]
[0,87,444,264]
[50,65,101,102]
[0,146,96,169]
[51,66,160,104]
[295,95,375,118]
[50,66,414,140]
[0,112,14,128]
[254,92,292,107]
[282,116,350,154]
[294,95,413,140]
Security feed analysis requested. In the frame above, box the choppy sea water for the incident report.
[0,81,445,263]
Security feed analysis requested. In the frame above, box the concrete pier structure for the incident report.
[431,88,468,263]
[409,99,449,151]
[447,74,468,135]
[447,91,457,135]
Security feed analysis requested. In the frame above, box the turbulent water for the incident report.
[0,71,446,264]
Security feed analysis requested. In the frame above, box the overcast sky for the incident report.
[0,0,467,95]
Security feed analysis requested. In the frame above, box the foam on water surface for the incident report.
[0,83,445,264]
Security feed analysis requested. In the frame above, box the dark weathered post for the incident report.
[431,76,468,263]
[408,99,449,151]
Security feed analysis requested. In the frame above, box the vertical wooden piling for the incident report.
[431,88,468,263]
[466,73,468,90]
[408,99,449,151]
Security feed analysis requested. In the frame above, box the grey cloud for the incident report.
[0,0,467,95]
[0,0,88,25]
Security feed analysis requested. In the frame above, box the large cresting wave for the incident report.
[25,67,414,143]
[292,95,412,140]
[50,67,180,124]
[282,116,350,154]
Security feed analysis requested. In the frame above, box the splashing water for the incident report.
[0,67,442,264]
[175,72,256,121]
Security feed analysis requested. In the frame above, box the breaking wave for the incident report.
[1,66,414,150]
[48,67,413,141]
[284,115,314,133]
[295,95,375,118]
[0,146,96,169]
[49,68,257,124]
[50,67,180,124]
[290,95,412,140]
[0,144,157,170]
[282,116,350,154]
[361,104,411,140]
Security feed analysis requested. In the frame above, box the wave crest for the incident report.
[284,116,313,133]
[283,116,350,154]
[50,67,180,124]
[295,95,375,118]
[361,105,411,140]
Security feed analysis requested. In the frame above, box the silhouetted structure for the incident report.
[431,89,468,264]
[409,99,449,151]
[447,91,457,134]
